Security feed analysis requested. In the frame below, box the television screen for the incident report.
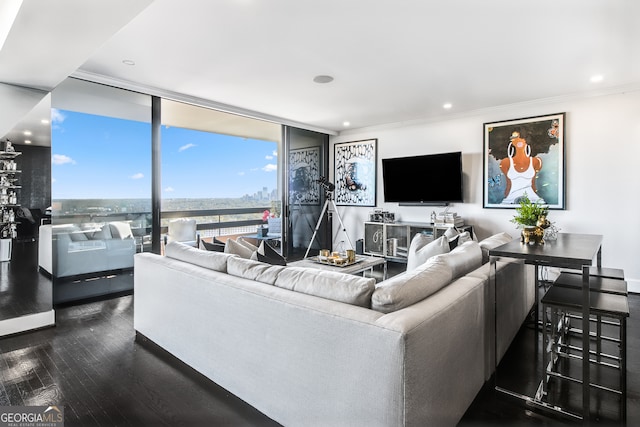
[382,151,463,205]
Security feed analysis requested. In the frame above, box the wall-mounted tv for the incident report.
[382,151,463,205]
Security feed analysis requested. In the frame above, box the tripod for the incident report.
[304,191,353,259]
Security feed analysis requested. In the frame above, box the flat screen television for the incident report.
[382,151,463,205]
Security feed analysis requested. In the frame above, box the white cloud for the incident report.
[51,178,56,184]
[52,154,76,165]
[272,150,278,157]
[179,143,196,152]
[164,186,175,192]
[262,163,277,172]
[51,109,65,123]
[265,155,274,160]
[238,171,245,176]
[130,173,144,180]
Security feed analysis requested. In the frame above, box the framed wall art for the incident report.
[483,113,565,209]
[334,139,377,206]
[289,146,321,205]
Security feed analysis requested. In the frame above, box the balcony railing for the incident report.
[53,206,271,238]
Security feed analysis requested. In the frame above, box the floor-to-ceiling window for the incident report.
[160,100,282,247]
[51,79,151,304]
[48,79,329,304]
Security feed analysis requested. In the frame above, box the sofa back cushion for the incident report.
[435,240,483,280]
[227,256,285,285]
[165,241,235,272]
[274,267,375,307]
[371,256,453,313]
[406,234,450,272]
[478,232,513,264]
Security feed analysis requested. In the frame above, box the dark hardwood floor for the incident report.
[0,240,52,321]
[0,269,637,426]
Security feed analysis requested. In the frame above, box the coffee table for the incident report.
[289,255,387,280]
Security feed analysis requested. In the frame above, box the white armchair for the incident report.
[165,218,200,247]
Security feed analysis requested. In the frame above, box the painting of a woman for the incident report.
[484,113,565,209]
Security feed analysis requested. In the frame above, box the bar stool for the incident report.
[564,266,625,281]
[556,270,627,295]
[553,271,627,357]
[542,285,629,420]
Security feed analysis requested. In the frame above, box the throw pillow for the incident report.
[67,225,88,242]
[199,239,225,252]
[406,234,450,272]
[236,236,259,252]
[109,221,133,240]
[436,240,483,279]
[478,232,513,264]
[224,238,255,259]
[448,230,472,250]
[371,256,454,313]
[227,256,285,285]
[165,241,236,272]
[91,223,113,240]
[256,241,286,266]
[443,227,459,241]
[274,267,375,307]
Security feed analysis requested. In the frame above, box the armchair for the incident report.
[165,218,200,247]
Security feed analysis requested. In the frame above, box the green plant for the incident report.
[510,194,549,227]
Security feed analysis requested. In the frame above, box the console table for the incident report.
[489,233,603,421]
[363,221,471,262]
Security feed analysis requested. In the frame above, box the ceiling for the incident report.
[1,0,639,141]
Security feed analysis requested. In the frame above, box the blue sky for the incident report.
[51,109,278,199]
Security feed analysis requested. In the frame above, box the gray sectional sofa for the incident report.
[39,222,136,278]
[134,235,533,427]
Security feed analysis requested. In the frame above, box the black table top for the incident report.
[489,232,603,269]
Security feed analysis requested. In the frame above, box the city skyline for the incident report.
[51,109,279,200]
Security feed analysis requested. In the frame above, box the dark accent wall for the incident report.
[16,144,51,211]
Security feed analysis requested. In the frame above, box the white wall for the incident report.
[330,89,640,291]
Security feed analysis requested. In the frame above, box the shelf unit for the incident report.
[363,221,471,262]
[1,146,21,261]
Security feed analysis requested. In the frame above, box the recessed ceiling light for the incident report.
[443,103,453,109]
[313,75,334,84]
[343,121,350,127]
[23,130,31,136]
[122,59,136,66]
[24,140,31,144]
[41,119,49,124]
[590,75,603,83]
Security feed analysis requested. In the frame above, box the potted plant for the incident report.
[510,194,549,244]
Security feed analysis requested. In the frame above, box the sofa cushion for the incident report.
[274,267,375,307]
[371,256,453,313]
[478,232,513,264]
[406,234,449,272]
[165,241,235,272]
[227,256,285,285]
[224,238,255,259]
[435,241,483,280]
[109,221,133,240]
